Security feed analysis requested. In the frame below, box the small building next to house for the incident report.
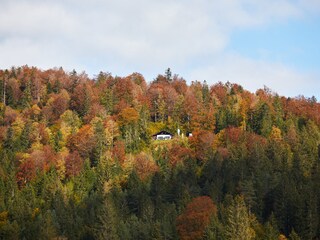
[186,132,193,137]
[152,131,173,140]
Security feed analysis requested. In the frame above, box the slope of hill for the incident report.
[0,66,319,239]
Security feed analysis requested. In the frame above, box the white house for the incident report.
[152,131,173,140]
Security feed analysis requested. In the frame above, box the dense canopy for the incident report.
[0,66,319,239]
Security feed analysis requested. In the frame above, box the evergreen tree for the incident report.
[225,195,256,240]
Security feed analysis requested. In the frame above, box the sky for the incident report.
[0,0,319,99]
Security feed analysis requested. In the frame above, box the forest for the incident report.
[0,66,319,239]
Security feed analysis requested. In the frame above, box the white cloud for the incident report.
[188,53,320,98]
[0,0,319,97]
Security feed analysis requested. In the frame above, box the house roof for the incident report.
[152,130,173,137]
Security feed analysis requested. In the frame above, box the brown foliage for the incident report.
[225,127,244,144]
[168,144,192,167]
[112,140,126,164]
[16,158,36,187]
[4,106,19,124]
[133,152,159,180]
[65,151,83,178]
[189,130,214,161]
[67,124,96,159]
[16,145,57,186]
[30,145,57,172]
[210,82,228,105]
[176,196,217,240]
[118,107,139,126]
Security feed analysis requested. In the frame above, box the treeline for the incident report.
[0,66,319,239]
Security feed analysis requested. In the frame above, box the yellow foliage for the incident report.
[270,126,282,141]
[56,149,69,180]
[60,110,81,133]
[31,141,43,150]
[32,208,40,219]
[103,180,113,194]
[0,211,8,226]
[11,116,25,139]
[118,107,139,126]
[148,122,166,135]
[31,104,41,116]
[212,129,225,150]
[278,234,288,240]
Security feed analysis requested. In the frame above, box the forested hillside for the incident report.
[0,66,319,239]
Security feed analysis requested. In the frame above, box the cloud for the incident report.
[0,0,319,98]
[0,0,303,65]
[188,53,320,98]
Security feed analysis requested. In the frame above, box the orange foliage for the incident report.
[118,107,139,126]
[67,124,96,158]
[172,77,188,95]
[168,144,192,167]
[0,126,7,143]
[133,152,159,180]
[210,82,228,105]
[4,106,19,124]
[189,130,214,161]
[283,96,320,125]
[112,140,126,164]
[176,196,217,240]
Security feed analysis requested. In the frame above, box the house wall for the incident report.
[156,134,172,140]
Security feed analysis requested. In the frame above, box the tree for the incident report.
[67,124,96,159]
[94,197,119,240]
[118,107,140,152]
[225,195,256,240]
[176,196,217,240]
[165,68,172,82]
[65,151,83,178]
[189,130,214,162]
[133,152,158,180]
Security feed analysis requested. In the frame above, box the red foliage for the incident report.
[210,82,228,104]
[16,158,36,187]
[65,151,83,178]
[70,82,95,116]
[112,140,126,164]
[189,130,214,161]
[113,77,135,112]
[225,127,243,144]
[16,145,57,187]
[176,196,217,240]
[30,145,57,172]
[283,96,320,125]
[83,102,106,123]
[51,90,70,118]
[246,132,268,156]
[168,144,192,167]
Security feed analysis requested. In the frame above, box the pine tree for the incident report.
[94,197,119,240]
[225,195,256,240]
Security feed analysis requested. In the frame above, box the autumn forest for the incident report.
[0,66,319,239]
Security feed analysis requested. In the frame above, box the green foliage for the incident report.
[225,195,256,240]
